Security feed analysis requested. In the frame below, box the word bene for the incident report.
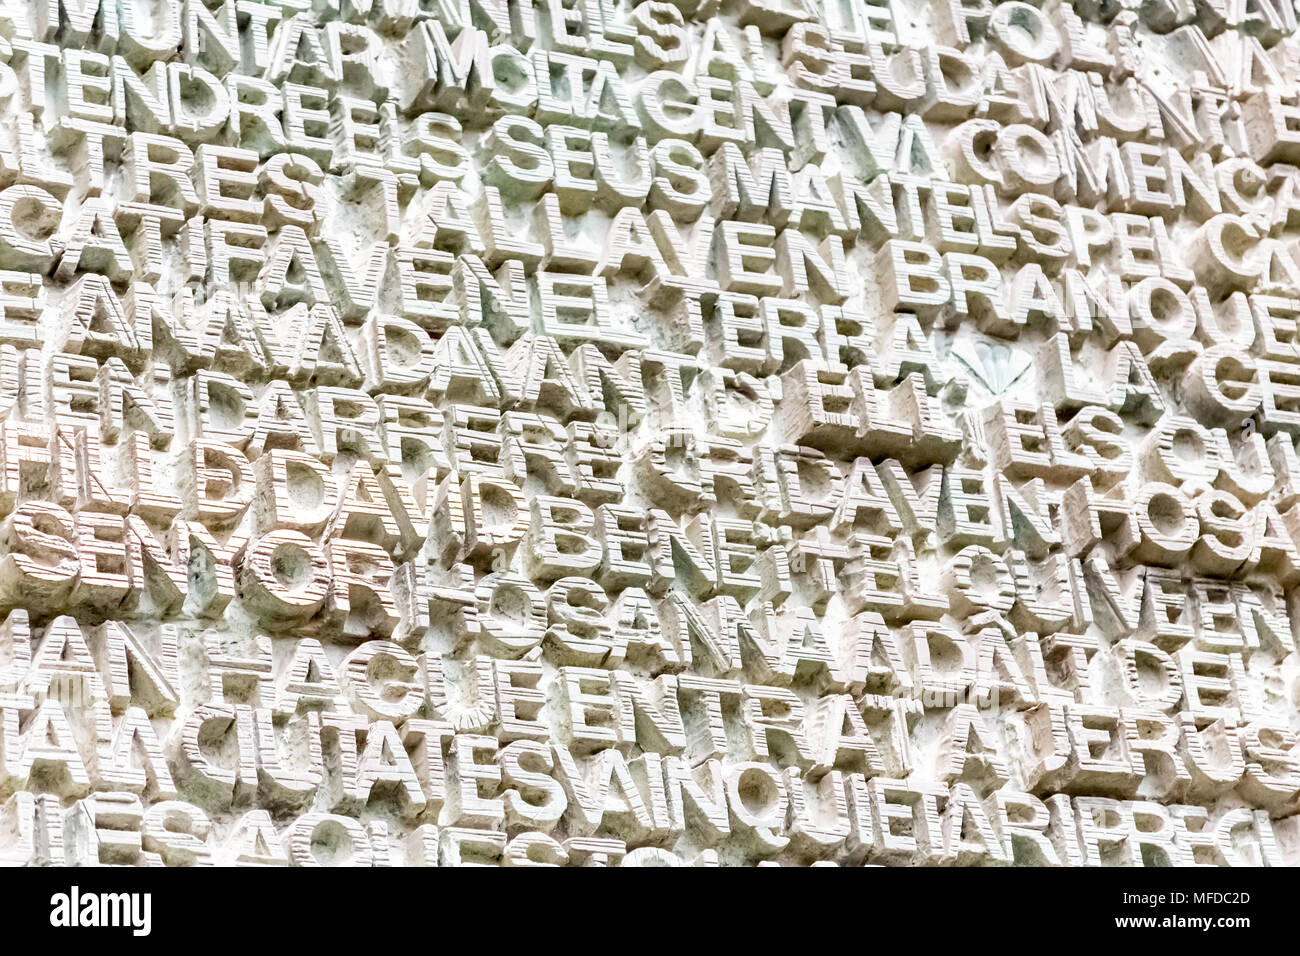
[0,0,1298,868]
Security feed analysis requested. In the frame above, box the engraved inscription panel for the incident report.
[0,0,1295,866]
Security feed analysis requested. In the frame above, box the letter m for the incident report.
[414,20,493,112]
[36,0,119,44]
[708,143,794,226]
[101,894,129,927]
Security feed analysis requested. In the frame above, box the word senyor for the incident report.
[0,0,1298,866]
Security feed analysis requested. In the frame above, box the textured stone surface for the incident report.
[0,0,1297,866]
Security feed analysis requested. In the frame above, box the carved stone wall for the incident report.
[0,0,1296,866]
